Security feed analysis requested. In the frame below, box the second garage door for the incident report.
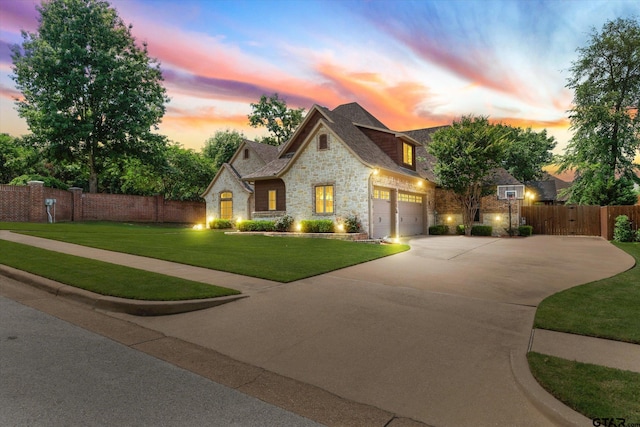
[398,192,423,236]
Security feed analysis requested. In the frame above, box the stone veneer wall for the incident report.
[203,166,252,222]
[279,126,371,231]
[434,189,522,235]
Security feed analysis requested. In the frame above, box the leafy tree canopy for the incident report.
[499,126,557,183]
[428,115,507,236]
[248,93,305,146]
[11,0,170,193]
[559,17,640,205]
[202,129,245,170]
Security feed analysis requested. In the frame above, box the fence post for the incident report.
[69,187,83,222]
[155,194,164,223]
[27,181,46,223]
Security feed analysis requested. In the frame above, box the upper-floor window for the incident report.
[243,148,250,159]
[318,134,328,150]
[268,190,277,211]
[402,142,414,166]
[315,185,334,214]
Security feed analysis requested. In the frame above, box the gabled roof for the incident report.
[526,172,571,202]
[332,102,389,129]
[200,163,253,198]
[244,103,433,181]
[242,140,279,164]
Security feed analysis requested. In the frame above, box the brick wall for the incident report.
[434,188,521,235]
[0,182,205,224]
[0,185,30,221]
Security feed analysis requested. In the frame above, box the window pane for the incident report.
[316,186,324,213]
[268,190,276,211]
[325,186,334,213]
[220,200,232,219]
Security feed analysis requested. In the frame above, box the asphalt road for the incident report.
[0,294,321,427]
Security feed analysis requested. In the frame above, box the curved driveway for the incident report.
[121,235,633,426]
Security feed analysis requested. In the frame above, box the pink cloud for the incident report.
[0,0,39,34]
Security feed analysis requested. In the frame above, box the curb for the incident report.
[509,330,591,427]
[0,265,247,316]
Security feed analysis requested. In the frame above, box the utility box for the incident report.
[45,199,56,206]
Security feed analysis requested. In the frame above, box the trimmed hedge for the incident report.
[456,224,465,235]
[237,220,275,232]
[518,225,533,237]
[471,225,492,236]
[209,219,233,229]
[429,225,449,235]
[300,219,334,233]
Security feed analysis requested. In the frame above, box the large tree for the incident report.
[248,93,305,146]
[428,116,507,236]
[500,126,556,183]
[559,17,640,205]
[11,0,169,193]
[202,129,245,170]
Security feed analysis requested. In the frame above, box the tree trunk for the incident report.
[88,152,98,193]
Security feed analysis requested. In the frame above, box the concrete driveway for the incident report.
[109,235,633,426]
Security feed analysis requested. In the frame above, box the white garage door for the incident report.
[399,192,423,236]
[372,187,392,239]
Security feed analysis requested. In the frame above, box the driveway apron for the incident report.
[37,235,637,426]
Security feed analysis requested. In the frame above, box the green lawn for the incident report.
[534,242,640,344]
[0,222,409,282]
[0,239,239,300]
[528,352,640,423]
[529,242,640,422]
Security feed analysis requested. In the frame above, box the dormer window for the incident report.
[318,134,328,150]
[402,142,414,166]
[243,148,249,159]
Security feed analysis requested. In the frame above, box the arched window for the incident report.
[220,192,233,219]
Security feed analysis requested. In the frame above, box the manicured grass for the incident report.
[528,352,640,423]
[0,222,409,282]
[534,242,640,344]
[0,239,239,300]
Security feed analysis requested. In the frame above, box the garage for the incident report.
[398,192,424,236]
[372,187,392,239]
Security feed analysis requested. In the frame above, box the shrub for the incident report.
[344,214,362,233]
[456,224,465,235]
[613,215,635,242]
[274,215,294,232]
[471,225,492,236]
[429,225,449,235]
[209,219,233,229]
[518,225,533,237]
[237,220,275,232]
[300,219,334,233]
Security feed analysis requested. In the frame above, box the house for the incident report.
[525,173,571,205]
[201,139,279,223]
[202,102,523,237]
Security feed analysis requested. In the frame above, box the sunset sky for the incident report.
[1,0,638,153]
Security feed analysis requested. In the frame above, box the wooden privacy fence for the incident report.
[522,205,640,240]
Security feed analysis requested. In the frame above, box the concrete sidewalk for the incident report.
[1,231,638,426]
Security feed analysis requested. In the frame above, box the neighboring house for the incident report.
[203,102,523,237]
[525,173,571,205]
[201,140,279,223]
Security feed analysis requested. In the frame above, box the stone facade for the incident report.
[277,126,371,231]
[203,165,252,222]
